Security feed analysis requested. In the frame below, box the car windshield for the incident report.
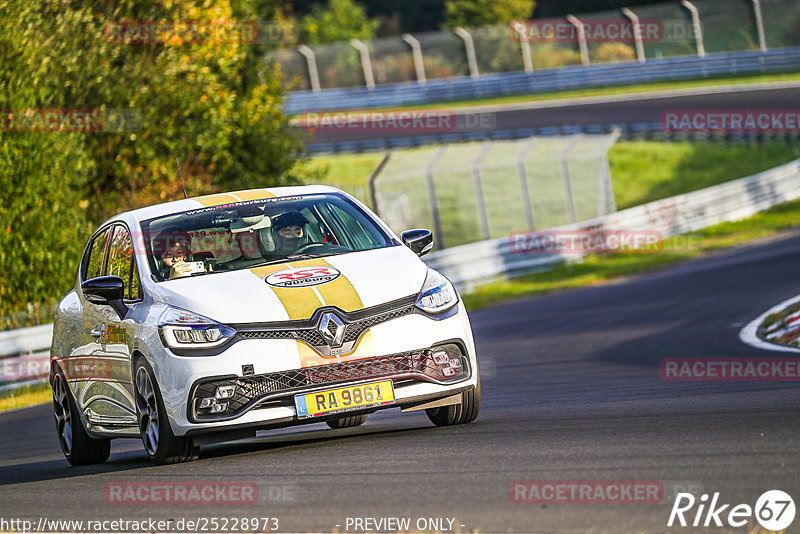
[141,193,396,281]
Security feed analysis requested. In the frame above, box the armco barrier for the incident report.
[423,157,800,290]
[2,157,799,393]
[286,47,800,114]
[305,122,798,155]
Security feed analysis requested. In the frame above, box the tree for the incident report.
[301,0,379,45]
[0,0,308,322]
[444,0,535,28]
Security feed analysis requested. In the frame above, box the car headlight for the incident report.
[158,307,236,350]
[416,269,458,314]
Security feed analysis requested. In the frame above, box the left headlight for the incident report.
[158,306,236,350]
[416,268,458,314]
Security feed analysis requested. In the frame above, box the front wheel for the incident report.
[425,378,481,427]
[134,359,199,465]
[52,368,111,466]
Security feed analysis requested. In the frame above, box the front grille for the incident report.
[240,329,326,346]
[191,344,469,421]
[236,305,414,348]
[342,306,413,343]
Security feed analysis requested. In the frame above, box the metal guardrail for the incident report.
[286,47,800,115]
[306,121,800,155]
[424,157,800,290]
[3,157,799,392]
[0,324,52,392]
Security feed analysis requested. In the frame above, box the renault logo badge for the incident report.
[318,313,346,348]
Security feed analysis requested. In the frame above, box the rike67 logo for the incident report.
[668,490,795,530]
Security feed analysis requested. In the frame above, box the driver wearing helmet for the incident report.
[271,211,309,256]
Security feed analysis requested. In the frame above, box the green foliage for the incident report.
[0,0,308,323]
[444,0,535,28]
[301,0,379,45]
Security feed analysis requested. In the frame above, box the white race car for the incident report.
[50,186,480,465]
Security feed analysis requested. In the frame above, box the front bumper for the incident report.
[150,302,478,437]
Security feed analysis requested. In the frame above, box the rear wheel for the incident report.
[425,378,481,427]
[134,359,199,465]
[326,413,368,429]
[52,368,111,466]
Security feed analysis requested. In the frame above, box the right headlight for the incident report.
[415,268,458,314]
[158,306,236,350]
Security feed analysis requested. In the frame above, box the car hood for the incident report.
[149,245,428,324]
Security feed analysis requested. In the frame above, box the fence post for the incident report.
[350,39,376,89]
[621,8,646,64]
[511,22,534,73]
[752,0,767,52]
[560,136,580,223]
[566,15,590,66]
[597,128,621,216]
[517,136,537,230]
[297,45,321,92]
[368,151,392,214]
[426,146,448,248]
[472,142,493,240]
[402,34,427,84]
[680,0,706,58]
[455,28,480,78]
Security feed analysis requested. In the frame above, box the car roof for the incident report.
[111,185,343,223]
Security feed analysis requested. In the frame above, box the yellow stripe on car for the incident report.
[192,193,241,207]
[312,259,364,312]
[250,262,323,320]
[229,189,276,201]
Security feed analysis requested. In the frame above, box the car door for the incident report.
[67,226,111,415]
[75,224,140,428]
[88,224,142,427]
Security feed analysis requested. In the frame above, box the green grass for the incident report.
[609,143,800,209]
[0,382,51,412]
[461,198,800,310]
[292,71,800,116]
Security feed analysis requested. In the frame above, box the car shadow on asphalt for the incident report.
[0,418,467,485]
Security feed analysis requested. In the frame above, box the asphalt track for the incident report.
[307,84,800,143]
[1,231,800,533]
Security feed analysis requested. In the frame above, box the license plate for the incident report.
[295,380,395,418]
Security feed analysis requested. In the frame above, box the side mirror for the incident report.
[82,276,128,318]
[401,229,434,257]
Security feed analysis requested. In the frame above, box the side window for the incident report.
[84,228,110,280]
[107,225,141,301]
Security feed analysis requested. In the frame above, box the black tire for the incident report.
[52,367,111,466]
[134,358,199,465]
[326,413,368,429]
[425,377,481,427]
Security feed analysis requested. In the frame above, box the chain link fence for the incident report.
[370,132,620,250]
[266,0,800,91]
